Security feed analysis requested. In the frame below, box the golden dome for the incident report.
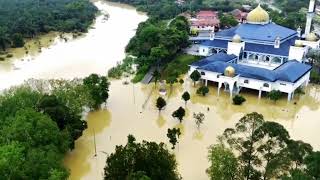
[224,66,235,77]
[295,41,303,47]
[247,5,270,24]
[232,34,242,43]
[306,33,318,42]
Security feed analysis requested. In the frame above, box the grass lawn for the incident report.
[162,54,201,79]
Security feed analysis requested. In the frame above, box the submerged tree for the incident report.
[104,135,180,180]
[156,97,166,114]
[167,128,181,150]
[232,95,246,105]
[172,107,185,123]
[181,91,190,106]
[197,86,209,96]
[193,112,205,130]
[83,74,110,110]
[190,70,201,86]
[267,90,282,103]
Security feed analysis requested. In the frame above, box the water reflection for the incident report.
[86,109,111,135]
[156,115,166,128]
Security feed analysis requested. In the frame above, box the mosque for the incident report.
[189,0,319,101]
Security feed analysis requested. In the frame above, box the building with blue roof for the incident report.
[189,4,318,101]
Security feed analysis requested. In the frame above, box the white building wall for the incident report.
[227,42,245,56]
[237,77,273,92]
[199,70,220,82]
[188,64,311,99]
[199,45,211,56]
[288,46,308,62]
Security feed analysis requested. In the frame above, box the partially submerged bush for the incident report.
[197,86,209,96]
[233,95,246,105]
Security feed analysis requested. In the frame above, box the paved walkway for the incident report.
[141,66,156,84]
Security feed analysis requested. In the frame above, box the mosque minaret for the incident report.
[305,0,316,36]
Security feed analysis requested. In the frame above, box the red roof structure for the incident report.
[231,9,248,22]
[192,10,220,28]
[196,11,218,19]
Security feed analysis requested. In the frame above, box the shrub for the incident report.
[108,66,122,79]
[295,87,305,95]
[267,90,282,103]
[197,86,209,96]
[0,57,5,61]
[6,54,13,58]
[131,64,150,83]
[233,95,246,105]
[310,69,320,84]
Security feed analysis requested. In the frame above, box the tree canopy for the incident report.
[104,135,180,180]
[127,16,190,82]
[0,74,110,179]
[211,112,319,180]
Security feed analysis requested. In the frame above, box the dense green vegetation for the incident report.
[0,0,97,51]
[196,86,209,96]
[232,95,246,105]
[162,54,200,80]
[104,135,180,180]
[108,0,186,19]
[107,57,135,79]
[208,112,320,180]
[127,16,190,82]
[0,74,109,179]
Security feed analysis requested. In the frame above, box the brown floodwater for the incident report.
[0,1,147,90]
[0,1,319,180]
[64,78,320,180]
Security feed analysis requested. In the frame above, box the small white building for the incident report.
[189,4,318,101]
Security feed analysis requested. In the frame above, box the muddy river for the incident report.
[0,1,147,90]
[0,1,319,180]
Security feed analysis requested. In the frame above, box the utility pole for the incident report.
[93,128,97,157]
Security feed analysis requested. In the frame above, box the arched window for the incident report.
[263,83,269,87]
[244,79,249,84]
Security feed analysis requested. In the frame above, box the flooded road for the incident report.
[0,1,147,90]
[64,78,320,180]
[0,1,319,180]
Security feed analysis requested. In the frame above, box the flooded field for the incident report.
[64,78,320,180]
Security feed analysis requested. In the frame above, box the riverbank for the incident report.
[0,1,147,90]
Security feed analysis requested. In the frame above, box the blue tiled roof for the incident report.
[215,27,237,38]
[196,55,312,83]
[200,37,296,57]
[198,61,277,81]
[215,23,297,43]
[245,37,296,56]
[275,60,312,82]
[201,39,228,49]
[192,53,237,66]
[235,23,297,42]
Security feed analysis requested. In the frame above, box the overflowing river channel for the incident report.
[0,1,320,180]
